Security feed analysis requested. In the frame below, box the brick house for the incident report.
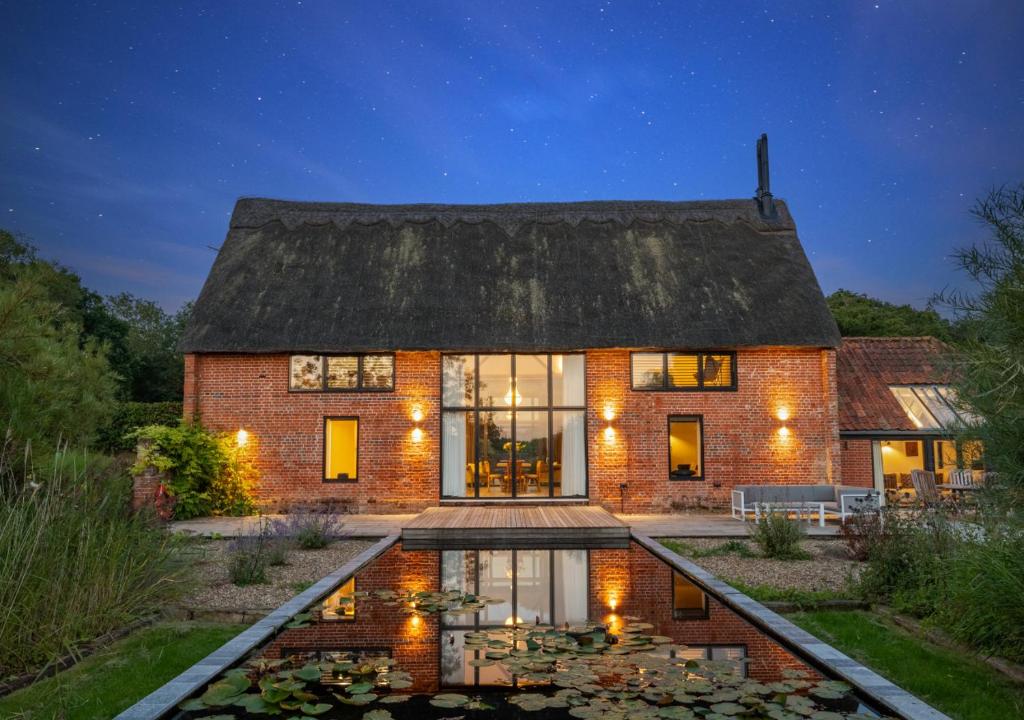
[180,192,841,513]
[837,336,981,502]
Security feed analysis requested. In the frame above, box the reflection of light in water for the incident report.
[504,615,525,625]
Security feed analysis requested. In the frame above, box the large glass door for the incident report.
[441,354,587,498]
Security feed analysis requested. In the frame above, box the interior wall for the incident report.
[879,440,924,476]
[669,420,701,473]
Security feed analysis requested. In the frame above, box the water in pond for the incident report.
[174,541,886,719]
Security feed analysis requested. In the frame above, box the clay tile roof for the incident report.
[181,197,840,353]
[837,337,953,432]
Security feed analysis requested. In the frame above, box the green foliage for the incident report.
[747,509,811,560]
[826,289,953,339]
[95,400,183,454]
[0,248,118,450]
[661,538,757,559]
[227,522,276,586]
[728,582,854,607]
[0,622,245,720]
[0,444,187,677]
[132,423,257,519]
[936,185,1024,509]
[790,610,1024,720]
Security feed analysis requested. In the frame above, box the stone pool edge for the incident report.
[114,534,401,720]
[632,531,950,720]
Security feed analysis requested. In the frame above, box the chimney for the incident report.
[755,133,777,218]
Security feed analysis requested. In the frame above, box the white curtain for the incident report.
[442,412,467,497]
[561,412,586,496]
[555,550,588,624]
[558,355,586,406]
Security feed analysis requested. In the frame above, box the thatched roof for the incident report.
[181,198,839,353]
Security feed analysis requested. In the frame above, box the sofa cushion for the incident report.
[735,484,842,505]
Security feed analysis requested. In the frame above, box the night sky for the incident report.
[2,1,1023,312]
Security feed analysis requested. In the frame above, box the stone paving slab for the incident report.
[620,512,840,537]
[171,511,839,539]
[170,513,416,538]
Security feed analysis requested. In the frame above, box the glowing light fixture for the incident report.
[603,404,616,422]
[411,427,424,443]
[410,614,421,628]
[776,407,790,422]
[503,380,522,407]
[236,428,249,447]
[778,426,790,437]
[608,596,618,611]
[604,426,616,442]
[411,406,424,423]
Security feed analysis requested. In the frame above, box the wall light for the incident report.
[603,403,616,422]
[604,426,616,442]
[411,427,424,443]
[778,426,790,437]
[411,406,424,423]
[236,428,249,447]
[608,595,618,611]
[410,614,421,629]
[776,407,790,422]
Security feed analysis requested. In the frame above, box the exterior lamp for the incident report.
[603,404,616,422]
[411,406,424,423]
[776,407,790,422]
[411,405,424,442]
[236,428,249,447]
[608,595,618,611]
[778,426,790,437]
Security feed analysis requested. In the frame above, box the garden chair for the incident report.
[910,469,943,509]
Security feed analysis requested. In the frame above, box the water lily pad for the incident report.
[177,698,206,711]
[347,682,375,695]
[379,694,411,704]
[429,693,470,708]
[300,702,332,715]
[363,710,394,720]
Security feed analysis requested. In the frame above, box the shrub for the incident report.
[0,443,185,676]
[227,523,273,586]
[748,508,811,560]
[855,508,955,618]
[938,523,1024,663]
[94,401,182,454]
[272,505,345,549]
[839,509,886,561]
[131,423,256,519]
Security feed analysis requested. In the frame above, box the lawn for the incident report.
[789,610,1024,720]
[0,621,245,720]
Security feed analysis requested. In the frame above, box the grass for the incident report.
[660,538,758,559]
[0,621,245,720]
[789,610,1024,720]
[728,581,854,606]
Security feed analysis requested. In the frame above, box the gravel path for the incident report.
[180,539,376,612]
[661,538,861,594]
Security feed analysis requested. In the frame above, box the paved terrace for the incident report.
[170,509,840,538]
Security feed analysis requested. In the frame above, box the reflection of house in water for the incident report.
[262,542,819,692]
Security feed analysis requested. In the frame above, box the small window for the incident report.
[290,354,395,391]
[669,416,703,480]
[672,571,708,619]
[631,352,736,391]
[321,577,356,621]
[325,417,358,482]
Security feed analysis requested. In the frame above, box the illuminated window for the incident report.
[672,571,708,619]
[631,352,736,391]
[669,416,703,480]
[290,354,394,391]
[324,417,358,482]
[321,577,356,621]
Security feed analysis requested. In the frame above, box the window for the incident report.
[324,417,358,481]
[672,571,708,619]
[440,549,588,687]
[290,354,394,391]
[441,354,586,499]
[321,577,356,620]
[631,352,736,391]
[668,416,703,480]
[888,384,972,430]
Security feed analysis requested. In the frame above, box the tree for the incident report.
[827,289,953,339]
[106,293,190,402]
[936,185,1024,510]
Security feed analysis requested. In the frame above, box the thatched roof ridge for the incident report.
[181,197,839,353]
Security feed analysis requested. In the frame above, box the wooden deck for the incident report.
[401,505,630,549]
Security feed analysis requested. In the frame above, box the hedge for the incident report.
[95,401,183,454]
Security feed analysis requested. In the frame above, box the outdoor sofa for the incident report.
[730,484,879,526]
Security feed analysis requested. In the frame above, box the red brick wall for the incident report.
[185,347,840,512]
[587,348,840,512]
[589,544,818,682]
[840,438,875,489]
[262,545,440,692]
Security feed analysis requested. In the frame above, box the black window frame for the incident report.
[671,569,710,620]
[323,415,359,483]
[630,351,738,392]
[438,549,590,688]
[667,414,704,482]
[289,353,396,393]
[440,353,588,500]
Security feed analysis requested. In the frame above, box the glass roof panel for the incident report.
[889,386,941,430]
